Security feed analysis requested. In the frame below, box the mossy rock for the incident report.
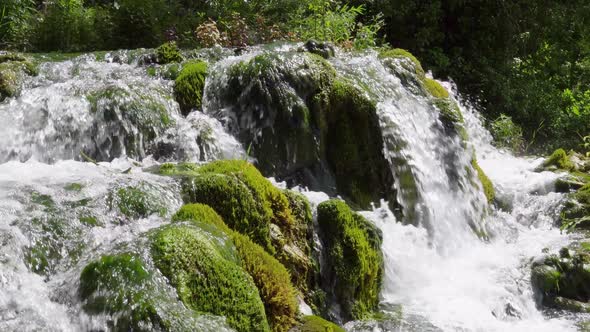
[80,253,228,331]
[156,42,183,64]
[532,246,590,311]
[86,83,173,161]
[151,224,270,332]
[316,200,383,320]
[180,160,295,252]
[80,254,165,331]
[561,184,590,231]
[174,61,208,115]
[471,159,495,203]
[223,52,334,177]
[217,52,394,210]
[0,57,38,101]
[320,79,395,209]
[378,48,425,78]
[423,78,449,99]
[172,204,299,332]
[543,148,574,171]
[292,316,345,332]
[108,183,168,219]
[233,233,298,332]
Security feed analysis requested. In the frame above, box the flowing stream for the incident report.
[0,46,583,331]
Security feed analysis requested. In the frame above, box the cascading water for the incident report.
[0,45,584,331]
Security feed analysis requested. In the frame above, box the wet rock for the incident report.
[301,40,335,59]
[531,245,590,312]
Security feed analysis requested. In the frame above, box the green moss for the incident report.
[323,79,394,209]
[174,61,208,115]
[172,203,230,232]
[316,200,383,320]
[434,98,463,125]
[110,184,167,219]
[79,254,163,330]
[79,215,99,226]
[294,316,345,332]
[423,78,449,99]
[64,183,83,192]
[156,42,183,64]
[233,233,298,332]
[378,48,425,77]
[0,53,38,100]
[543,148,574,170]
[151,224,270,332]
[171,203,300,331]
[181,160,295,253]
[471,159,495,203]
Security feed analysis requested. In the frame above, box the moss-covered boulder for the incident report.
[319,79,396,208]
[561,183,590,230]
[316,200,384,321]
[156,42,183,64]
[214,52,394,210]
[171,203,299,332]
[174,161,318,299]
[531,245,590,312]
[292,315,345,332]
[541,148,574,171]
[233,233,298,332]
[174,61,208,115]
[108,183,168,219]
[87,83,174,161]
[80,253,229,331]
[0,53,38,101]
[151,224,270,332]
[379,48,425,81]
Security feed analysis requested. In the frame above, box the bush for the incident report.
[34,0,96,52]
[156,41,183,64]
[0,0,36,50]
[490,114,525,154]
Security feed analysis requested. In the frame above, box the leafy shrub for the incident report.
[34,0,96,51]
[0,0,36,50]
[490,114,525,154]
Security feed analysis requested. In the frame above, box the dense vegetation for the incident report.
[1,1,589,152]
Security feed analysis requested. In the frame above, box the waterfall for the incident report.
[0,46,582,331]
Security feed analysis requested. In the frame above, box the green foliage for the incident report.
[0,0,35,50]
[294,316,345,332]
[34,0,96,52]
[291,2,382,49]
[151,224,270,332]
[233,233,298,332]
[543,148,573,171]
[490,114,525,154]
[174,61,208,115]
[471,159,495,203]
[156,42,183,64]
[316,199,383,320]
